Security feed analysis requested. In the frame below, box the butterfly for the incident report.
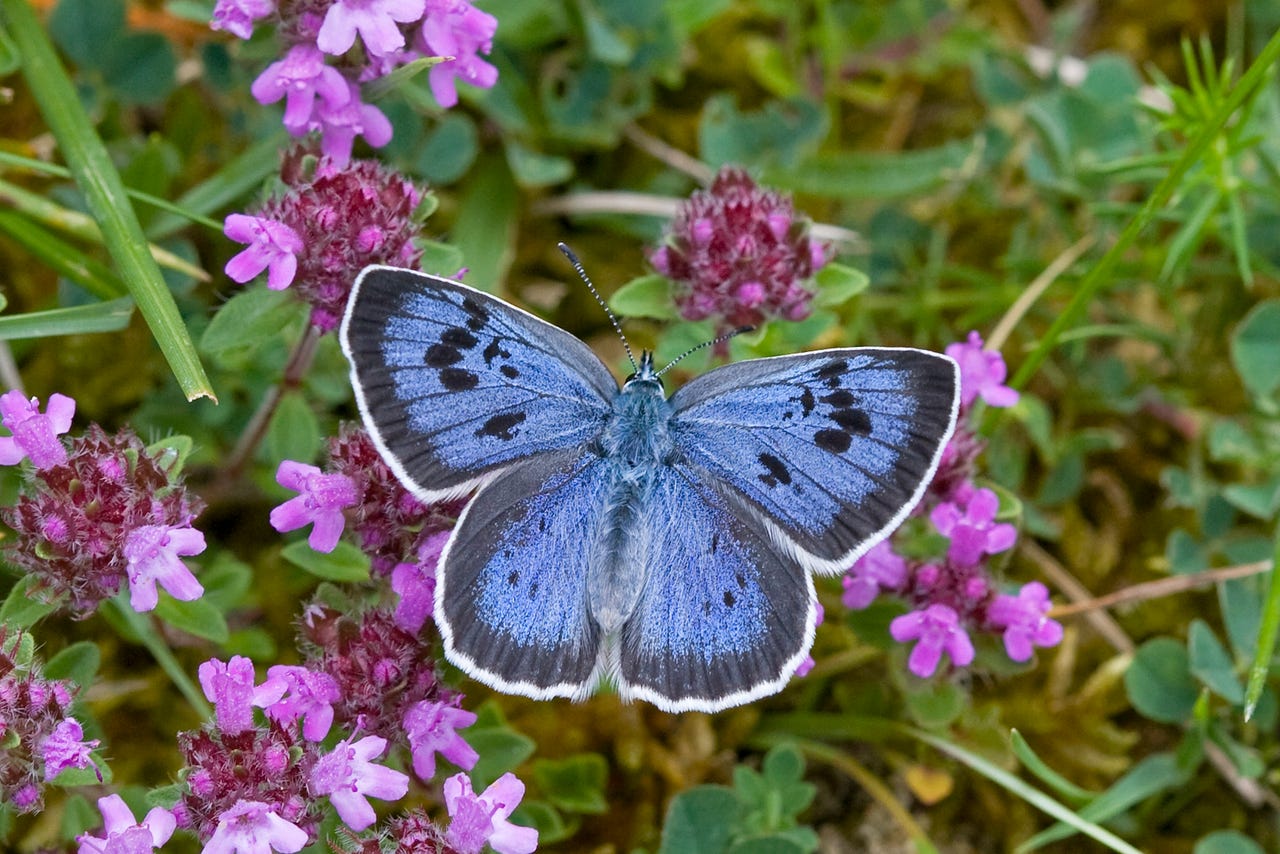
[340,262,960,713]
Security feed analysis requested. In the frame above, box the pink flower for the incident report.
[304,81,394,165]
[211,0,275,39]
[310,736,409,831]
[269,461,359,552]
[444,772,538,854]
[403,699,478,781]
[76,794,176,853]
[945,331,1019,410]
[0,390,74,469]
[890,604,975,678]
[986,582,1063,662]
[223,215,304,290]
[251,44,352,133]
[123,523,205,612]
[391,530,449,632]
[198,656,272,735]
[842,541,909,609]
[40,717,100,781]
[203,800,308,854]
[930,486,1017,568]
[317,0,428,57]
[257,665,341,741]
[418,0,499,107]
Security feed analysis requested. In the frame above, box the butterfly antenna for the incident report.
[655,326,755,378]
[558,242,637,371]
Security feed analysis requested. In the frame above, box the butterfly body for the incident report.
[342,265,961,712]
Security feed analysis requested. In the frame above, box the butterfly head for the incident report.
[622,351,664,395]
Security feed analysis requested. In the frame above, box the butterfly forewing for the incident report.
[617,464,815,713]
[436,449,609,700]
[340,267,617,501]
[670,348,959,574]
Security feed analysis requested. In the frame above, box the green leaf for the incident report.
[466,700,537,790]
[3,0,213,400]
[610,274,677,320]
[811,263,868,308]
[419,240,466,278]
[1229,284,1279,399]
[452,154,518,290]
[766,139,978,199]
[267,392,322,468]
[1187,620,1244,705]
[414,113,480,185]
[155,595,229,643]
[1195,829,1265,854]
[0,297,133,341]
[904,679,966,728]
[48,0,124,68]
[659,786,738,854]
[505,139,574,188]
[101,32,175,105]
[1221,477,1280,520]
[200,287,300,357]
[727,834,812,854]
[1125,637,1199,723]
[531,753,609,814]
[699,94,827,170]
[44,641,100,689]
[0,575,58,628]
[144,434,194,479]
[281,540,372,583]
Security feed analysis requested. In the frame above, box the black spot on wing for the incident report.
[815,428,852,454]
[461,297,489,332]
[425,343,463,367]
[440,368,480,391]
[477,411,527,441]
[799,386,815,416]
[820,389,856,408]
[507,570,519,585]
[816,359,847,387]
[500,365,520,379]
[757,452,792,488]
[483,337,511,366]
[441,327,478,349]
[830,408,872,435]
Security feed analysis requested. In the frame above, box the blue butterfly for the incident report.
[340,263,959,713]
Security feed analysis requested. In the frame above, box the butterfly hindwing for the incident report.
[670,348,959,574]
[436,449,609,700]
[340,267,617,501]
[617,464,815,713]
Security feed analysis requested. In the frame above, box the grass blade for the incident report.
[0,298,133,340]
[0,0,215,401]
[1243,532,1280,721]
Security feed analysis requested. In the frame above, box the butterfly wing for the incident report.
[436,448,612,699]
[340,266,618,502]
[616,463,816,713]
[669,348,959,574]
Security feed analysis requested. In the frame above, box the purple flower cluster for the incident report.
[649,166,831,334]
[224,150,427,331]
[0,629,100,813]
[212,0,498,162]
[0,393,207,617]
[841,333,1062,677]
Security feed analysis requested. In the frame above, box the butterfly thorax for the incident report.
[600,352,674,468]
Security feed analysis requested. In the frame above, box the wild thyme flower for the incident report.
[0,390,74,469]
[224,214,305,290]
[929,485,1017,568]
[0,628,87,813]
[391,530,449,633]
[2,425,205,617]
[270,461,360,552]
[316,0,427,56]
[211,0,275,39]
[251,44,352,134]
[308,735,409,831]
[986,582,1063,662]
[444,772,538,854]
[842,541,909,610]
[402,698,477,782]
[889,604,975,678]
[123,523,206,612]
[230,149,425,331]
[203,799,309,854]
[417,0,499,108]
[649,166,830,333]
[76,793,176,853]
[946,331,1020,411]
[258,665,341,741]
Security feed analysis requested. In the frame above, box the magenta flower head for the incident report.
[40,717,100,782]
[76,793,176,854]
[444,772,539,854]
[649,166,830,333]
[258,665,341,741]
[251,44,353,136]
[204,799,309,854]
[930,485,1017,568]
[309,735,409,831]
[224,214,305,291]
[403,698,478,782]
[417,0,499,107]
[211,0,275,39]
[986,582,1063,662]
[842,540,909,610]
[270,460,359,552]
[0,390,74,469]
[317,0,427,57]
[890,604,976,678]
[1,426,205,617]
[946,331,1020,410]
[242,148,425,330]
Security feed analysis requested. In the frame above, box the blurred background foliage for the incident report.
[4,0,1280,851]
